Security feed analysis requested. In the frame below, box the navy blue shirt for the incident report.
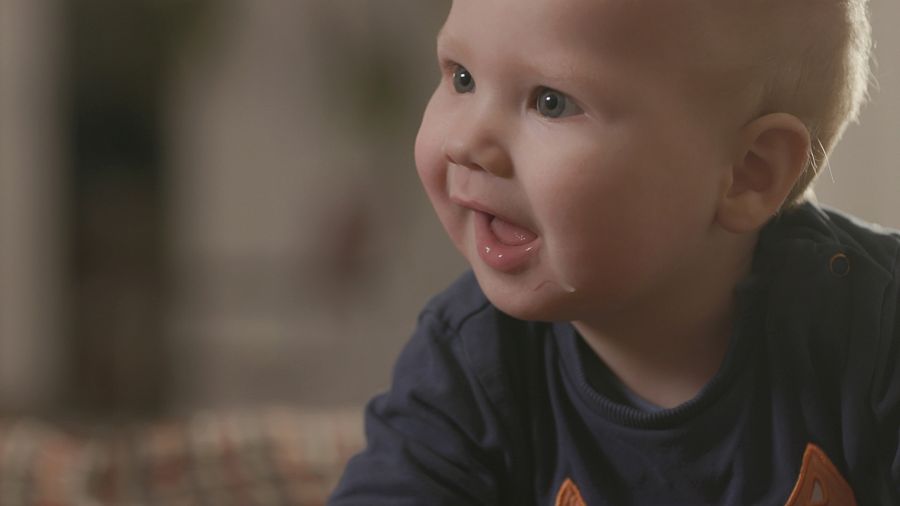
[329,203,900,505]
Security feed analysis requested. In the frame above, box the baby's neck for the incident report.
[575,301,735,409]
[573,231,758,409]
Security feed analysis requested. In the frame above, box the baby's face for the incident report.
[415,0,741,321]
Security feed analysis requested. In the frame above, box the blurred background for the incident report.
[0,0,898,424]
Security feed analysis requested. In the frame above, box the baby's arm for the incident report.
[328,311,509,505]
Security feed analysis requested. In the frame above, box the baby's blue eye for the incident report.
[452,65,475,93]
[536,88,582,118]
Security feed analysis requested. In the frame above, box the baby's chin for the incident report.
[470,266,579,322]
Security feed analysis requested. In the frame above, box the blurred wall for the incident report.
[0,0,65,413]
[164,0,460,411]
[816,0,900,225]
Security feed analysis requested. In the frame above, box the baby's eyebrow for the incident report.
[435,27,465,54]
[528,59,580,84]
[525,56,610,91]
[436,25,448,42]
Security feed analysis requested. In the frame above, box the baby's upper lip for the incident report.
[450,195,497,216]
[449,195,534,232]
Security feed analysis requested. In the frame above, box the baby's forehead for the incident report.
[444,0,811,97]
[560,1,772,64]
[447,0,801,45]
[545,0,795,87]
[446,0,740,74]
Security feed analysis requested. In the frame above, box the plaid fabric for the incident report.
[0,408,363,506]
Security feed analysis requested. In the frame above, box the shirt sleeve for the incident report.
[873,259,900,503]
[327,310,510,506]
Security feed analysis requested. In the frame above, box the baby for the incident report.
[331,0,898,504]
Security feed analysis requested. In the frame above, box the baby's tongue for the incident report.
[490,216,537,246]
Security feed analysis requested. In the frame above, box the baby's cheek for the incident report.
[414,149,450,220]
[544,212,647,293]
[413,90,450,179]
[413,127,439,183]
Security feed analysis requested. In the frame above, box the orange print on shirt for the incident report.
[555,478,587,506]
[784,443,858,506]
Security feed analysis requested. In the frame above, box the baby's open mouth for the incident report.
[489,214,537,246]
[473,211,540,273]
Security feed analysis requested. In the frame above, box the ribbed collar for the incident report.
[552,259,768,430]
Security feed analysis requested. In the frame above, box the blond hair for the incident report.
[750,0,874,205]
[683,1,873,206]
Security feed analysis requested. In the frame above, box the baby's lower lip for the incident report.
[473,211,540,273]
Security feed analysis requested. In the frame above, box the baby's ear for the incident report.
[716,113,811,233]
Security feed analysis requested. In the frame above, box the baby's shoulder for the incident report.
[821,206,900,273]
[763,202,900,276]
[420,270,545,340]
[419,270,494,332]
[415,271,550,387]
[758,203,899,396]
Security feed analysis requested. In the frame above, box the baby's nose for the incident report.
[442,108,513,178]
